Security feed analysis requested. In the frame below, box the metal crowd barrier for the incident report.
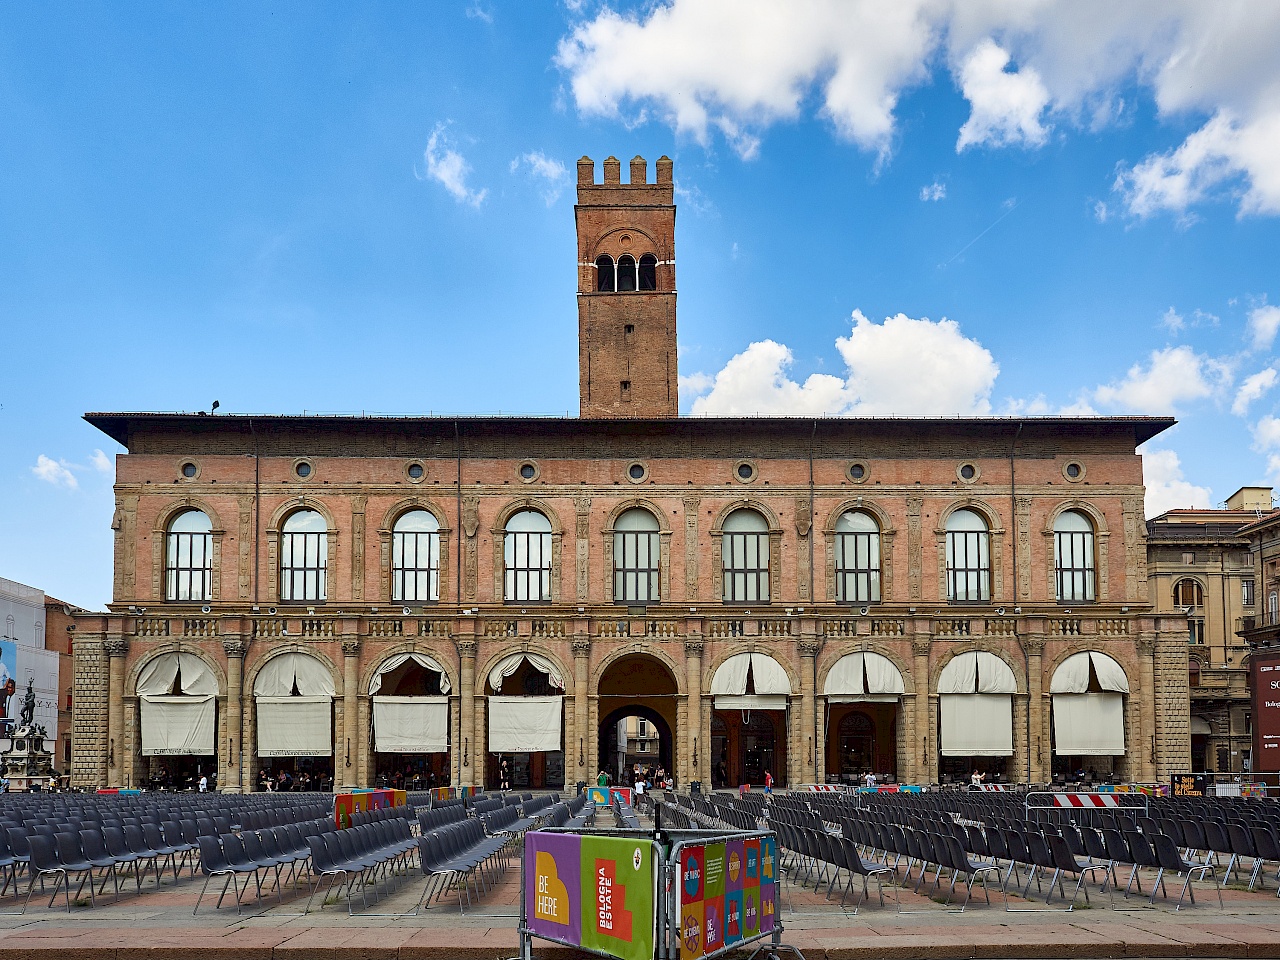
[516,826,800,960]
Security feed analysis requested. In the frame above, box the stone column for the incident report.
[341,639,361,788]
[223,638,248,793]
[573,638,591,788]
[104,638,129,787]
[1137,633,1157,781]
[798,638,820,786]
[912,635,931,783]
[457,640,477,787]
[684,640,703,788]
[1024,633,1046,785]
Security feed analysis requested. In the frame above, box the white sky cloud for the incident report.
[687,309,999,416]
[418,123,487,208]
[920,181,945,201]
[511,151,571,205]
[556,1,1280,217]
[32,455,78,489]
[1233,368,1278,416]
[1160,307,1184,333]
[1247,304,1280,351]
[90,449,113,474]
[1140,446,1212,518]
[955,39,1050,151]
[1092,345,1230,414]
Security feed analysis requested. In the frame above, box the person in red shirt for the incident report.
[764,770,774,794]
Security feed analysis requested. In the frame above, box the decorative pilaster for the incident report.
[462,497,480,601]
[574,498,591,601]
[237,496,254,599]
[351,496,367,601]
[573,638,591,781]
[457,639,477,786]
[683,497,700,602]
[1015,496,1032,602]
[341,639,361,788]
[906,498,923,600]
[795,496,812,602]
[912,635,931,782]
[1023,633,1046,784]
[104,637,129,787]
[684,639,703,787]
[222,638,249,792]
[1137,633,1157,781]
[797,638,820,787]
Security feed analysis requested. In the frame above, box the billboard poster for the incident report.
[0,640,16,730]
[588,786,610,805]
[676,836,777,960]
[1171,774,1207,797]
[1251,650,1280,773]
[524,831,655,960]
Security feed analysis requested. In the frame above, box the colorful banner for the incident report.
[609,787,633,806]
[525,831,655,960]
[676,835,776,960]
[430,786,456,802]
[588,786,610,805]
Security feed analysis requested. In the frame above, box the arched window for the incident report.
[946,509,990,602]
[505,510,552,602]
[722,509,769,603]
[280,509,327,602]
[393,510,440,602]
[614,508,659,603]
[595,255,615,292]
[1174,578,1204,607]
[638,254,657,291]
[1054,510,1095,602]
[617,255,637,292]
[165,509,213,602]
[835,510,881,603]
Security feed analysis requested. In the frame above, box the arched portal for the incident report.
[596,654,678,786]
[370,653,451,789]
[485,653,566,790]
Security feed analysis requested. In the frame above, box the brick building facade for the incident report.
[71,156,1192,791]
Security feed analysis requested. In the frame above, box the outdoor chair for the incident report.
[1151,832,1222,911]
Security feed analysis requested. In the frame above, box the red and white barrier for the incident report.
[1051,792,1121,807]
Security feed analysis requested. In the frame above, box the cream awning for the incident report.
[253,652,336,697]
[256,697,332,757]
[372,696,449,753]
[823,652,905,703]
[940,694,1014,756]
[487,653,565,693]
[1053,693,1126,755]
[1049,651,1130,693]
[369,652,451,695]
[487,695,562,753]
[140,696,215,756]
[937,651,1017,694]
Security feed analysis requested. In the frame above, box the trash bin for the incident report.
[690,780,702,795]
[575,780,587,796]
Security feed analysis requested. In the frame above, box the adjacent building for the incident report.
[71,155,1192,792]
[1146,487,1268,773]
[0,577,77,772]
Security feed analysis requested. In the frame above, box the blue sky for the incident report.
[3,2,1280,610]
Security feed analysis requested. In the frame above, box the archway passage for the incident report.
[826,705,898,784]
[372,656,451,789]
[596,654,678,787]
[485,655,565,790]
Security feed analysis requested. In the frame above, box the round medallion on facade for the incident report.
[518,460,540,483]
[178,460,199,481]
[406,461,426,483]
[847,460,869,483]
[1063,461,1086,482]
[626,461,649,484]
[293,458,315,480]
[734,460,757,484]
[957,462,980,483]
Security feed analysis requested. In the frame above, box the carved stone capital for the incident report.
[341,639,362,658]
[684,639,704,658]
[103,638,130,658]
[571,638,592,659]
[912,637,932,659]
[1136,634,1156,656]
[222,638,250,659]
[1021,634,1046,657]
[456,639,478,660]
[798,638,821,659]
